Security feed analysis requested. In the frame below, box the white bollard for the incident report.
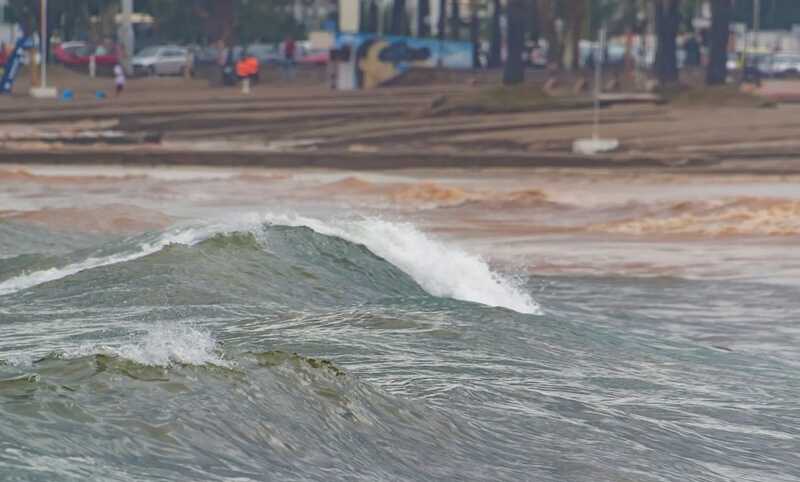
[241,77,250,94]
[89,55,96,78]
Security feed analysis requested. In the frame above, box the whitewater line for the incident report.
[0,226,218,297]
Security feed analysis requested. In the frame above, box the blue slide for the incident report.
[0,36,33,94]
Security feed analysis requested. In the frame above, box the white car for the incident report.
[131,46,190,76]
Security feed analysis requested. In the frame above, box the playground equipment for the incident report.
[0,36,33,94]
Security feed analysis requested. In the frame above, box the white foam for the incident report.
[63,323,229,368]
[262,214,541,315]
[0,223,243,296]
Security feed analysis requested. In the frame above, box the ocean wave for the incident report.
[0,204,174,234]
[589,197,800,237]
[313,177,554,210]
[260,214,541,315]
[0,214,539,314]
[0,223,239,296]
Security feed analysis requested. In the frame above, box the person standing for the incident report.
[282,35,296,80]
[114,63,126,96]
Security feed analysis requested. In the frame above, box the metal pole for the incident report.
[121,0,134,70]
[40,0,46,88]
[753,0,760,50]
[594,27,605,140]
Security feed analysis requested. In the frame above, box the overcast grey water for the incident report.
[1,165,799,481]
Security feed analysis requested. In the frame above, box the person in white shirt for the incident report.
[114,64,126,96]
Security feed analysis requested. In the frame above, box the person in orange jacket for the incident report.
[236,53,260,82]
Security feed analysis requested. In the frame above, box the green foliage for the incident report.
[236,0,306,44]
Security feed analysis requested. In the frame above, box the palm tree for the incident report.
[450,0,462,40]
[536,0,561,67]
[418,0,431,37]
[706,0,732,85]
[469,0,480,67]
[391,0,409,35]
[563,0,587,70]
[503,0,526,84]
[655,0,680,86]
[438,0,447,40]
[488,0,502,68]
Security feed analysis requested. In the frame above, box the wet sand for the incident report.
[3,68,800,172]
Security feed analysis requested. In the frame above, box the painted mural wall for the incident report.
[336,33,473,89]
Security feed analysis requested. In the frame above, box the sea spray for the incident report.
[61,323,229,368]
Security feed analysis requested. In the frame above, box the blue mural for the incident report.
[335,33,473,88]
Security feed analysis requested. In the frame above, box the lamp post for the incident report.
[30,0,57,98]
[753,0,760,50]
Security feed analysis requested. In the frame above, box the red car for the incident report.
[298,49,329,66]
[54,41,120,67]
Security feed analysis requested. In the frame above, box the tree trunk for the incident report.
[366,0,379,33]
[562,0,586,71]
[470,9,480,68]
[537,0,561,67]
[450,0,461,40]
[417,0,430,37]
[528,0,539,43]
[655,0,680,86]
[437,0,446,40]
[202,0,235,86]
[706,0,732,85]
[391,0,408,35]
[206,0,235,47]
[503,0,526,85]
[488,0,502,68]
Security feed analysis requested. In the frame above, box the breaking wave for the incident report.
[0,214,539,314]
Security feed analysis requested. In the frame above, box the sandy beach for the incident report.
[3,67,800,172]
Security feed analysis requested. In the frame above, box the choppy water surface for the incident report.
[1,166,800,481]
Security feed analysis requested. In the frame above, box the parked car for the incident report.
[53,41,120,68]
[765,53,800,78]
[131,45,191,76]
[245,43,283,66]
[298,48,329,66]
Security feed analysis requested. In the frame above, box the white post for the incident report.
[30,0,56,97]
[594,27,605,140]
[89,54,96,78]
[120,0,134,70]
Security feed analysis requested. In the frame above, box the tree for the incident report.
[366,0,379,33]
[450,0,461,40]
[503,0,526,85]
[528,0,540,43]
[655,0,680,86]
[469,1,480,68]
[562,0,586,70]
[706,0,732,85]
[417,0,431,37]
[390,0,408,35]
[437,0,446,40]
[536,0,561,67]
[488,0,502,68]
